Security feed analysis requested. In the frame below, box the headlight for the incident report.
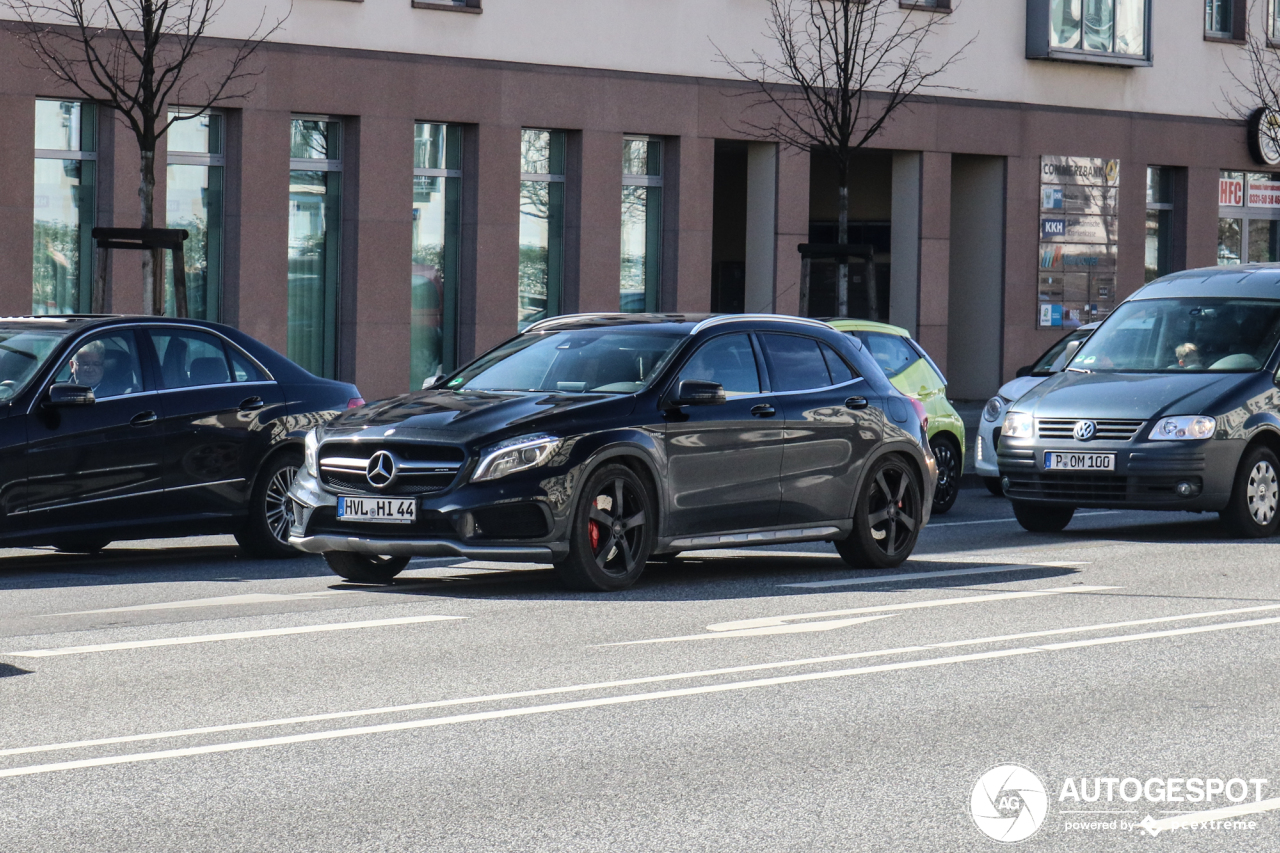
[983,396,1009,422]
[304,428,319,477]
[1002,411,1034,439]
[472,435,562,483]
[1149,416,1216,441]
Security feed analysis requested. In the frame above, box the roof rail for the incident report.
[521,313,631,334]
[690,314,835,334]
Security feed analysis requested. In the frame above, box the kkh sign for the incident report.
[1038,155,1120,329]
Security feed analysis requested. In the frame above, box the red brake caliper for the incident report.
[589,498,602,550]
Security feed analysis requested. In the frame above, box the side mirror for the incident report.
[1049,339,1083,373]
[672,380,726,407]
[46,383,95,407]
[422,374,444,390]
[1015,365,1032,378]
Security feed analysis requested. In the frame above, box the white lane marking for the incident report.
[5,615,463,657]
[781,562,1086,589]
[1144,797,1280,834]
[4,614,1280,780]
[929,511,1120,528]
[52,590,354,615]
[608,585,1118,646]
[7,600,1280,762]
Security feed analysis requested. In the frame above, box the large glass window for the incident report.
[1145,166,1174,283]
[165,111,223,321]
[620,136,663,313]
[518,129,565,330]
[288,117,342,378]
[1218,170,1280,264]
[412,123,462,390]
[1271,0,1280,39]
[1044,0,1146,58]
[1205,0,1233,36]
[33,100,96,315]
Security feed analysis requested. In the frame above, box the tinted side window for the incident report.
[855,331,921,379]
[677,334,760,396]
[760,334,832,392]
[820,343,856,385]
[149,330,234,389]
[228,346,268,382]
[55,331,144,399]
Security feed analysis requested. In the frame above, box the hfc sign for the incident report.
[1221,175,1244,206]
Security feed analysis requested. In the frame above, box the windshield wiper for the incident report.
[1066,366,1091,374]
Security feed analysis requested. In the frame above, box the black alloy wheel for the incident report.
[983,477,1005,497]
[929,435,961,514]
[1011,500,1075,533]
[1220,445,1280,538]
[836,455,922,570]
[324,552,411,584]
[235,451,304,559]
[555,464,654,591]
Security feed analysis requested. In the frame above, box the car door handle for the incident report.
[239,396,265,412]
[130,410,158,427]
[845,396,869,410]
[750,404,776,418]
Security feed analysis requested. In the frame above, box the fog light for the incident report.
[1001,476,1010,492]
[1176,481,1195,497]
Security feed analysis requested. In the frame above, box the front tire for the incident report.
[235,451,303,559]
[929,435,961,514]
[836,455,923,570]
[1220,446,1280,538]
[324,552,410,584]
[555,464,655,591]
[1012,501,1075,533]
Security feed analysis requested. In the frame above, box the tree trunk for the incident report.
[837,180,849,318]
[139,147,163,315]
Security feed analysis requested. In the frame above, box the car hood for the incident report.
[995,375,1047,404]
[1014,370,1256,420]
[323,389,633,445]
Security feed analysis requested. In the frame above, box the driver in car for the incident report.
[69,340,135,398]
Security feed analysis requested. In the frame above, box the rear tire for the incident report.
[983,477,1005,497]
[235,451,303,559]
[836,455,923,569]
[1220,446,1280,538]
[1011,501,1075,533]
[929,435,961,514]
[555,464,655,591]
[324,552,410,584]
[51,538,111,554]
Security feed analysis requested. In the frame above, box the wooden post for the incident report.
[172,243,188,318]
[92,246,108,313]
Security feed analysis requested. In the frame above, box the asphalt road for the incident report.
[2,489,1279,851]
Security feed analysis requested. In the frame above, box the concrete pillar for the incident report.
[890,152,922,334]
[773,144,809,316]
[947,155,1006,400]
[668,135,714,314]
[466,122,520,358]
[100,112,147,315]
[915,151,952,375]
[1184,166,1220,270]
[569,130,623,313]
[744,142,777,314]
[0,94,34,316]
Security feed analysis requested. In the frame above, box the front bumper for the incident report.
[974,417,1001,477]
[996,437,1240,511]
[289,533,565,562]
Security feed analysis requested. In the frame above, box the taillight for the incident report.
[347,397,365,409]
[908,397,928,431]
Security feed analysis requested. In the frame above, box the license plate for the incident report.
[337,496,416,524]
[1044,452,1115,471]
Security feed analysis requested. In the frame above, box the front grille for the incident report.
[318,441,465,496]
[1004,472,1198,504]
[1037,418,1146,441]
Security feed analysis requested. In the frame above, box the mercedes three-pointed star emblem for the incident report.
[366,450,396,488]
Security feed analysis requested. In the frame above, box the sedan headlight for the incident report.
[304,428,319,477]
[1149,416,1216,441]
[983,396,1009,422]
[472,435,562,483]
[1002,411,1033,439]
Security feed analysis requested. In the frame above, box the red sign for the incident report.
[1220,176,1244,206]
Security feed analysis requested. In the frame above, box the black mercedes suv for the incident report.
[288,314,936,590]
[998,264,1280,537]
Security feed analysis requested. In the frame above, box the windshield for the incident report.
[1031,327,1093,375]
[1070,298,1280,374]
[0,327,71,401]
[448,329,685,394]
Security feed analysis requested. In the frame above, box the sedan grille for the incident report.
[1036,418,1146,441]
[318,442,465,496]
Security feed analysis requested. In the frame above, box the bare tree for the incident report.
[5,0,285,315]
[1225,3,1280,168]
[719,0,968,317]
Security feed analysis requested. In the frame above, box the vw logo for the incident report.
[1073,420,1097,441]
[366,450,396,488]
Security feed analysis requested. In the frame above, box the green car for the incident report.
[826,319,965,513]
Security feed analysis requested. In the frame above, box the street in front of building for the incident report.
[3,489,1279,851]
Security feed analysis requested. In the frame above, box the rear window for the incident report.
[849,331,921,379]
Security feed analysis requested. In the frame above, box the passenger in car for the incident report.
[1175,342,1203,370]
[70,340,137,398]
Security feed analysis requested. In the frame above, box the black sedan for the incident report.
[0,315,361,555]
[998,264,1280,537]
[288,314,936,591]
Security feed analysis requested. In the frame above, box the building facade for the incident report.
[2,0,1275,401]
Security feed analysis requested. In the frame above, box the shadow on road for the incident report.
[0,663,34,678]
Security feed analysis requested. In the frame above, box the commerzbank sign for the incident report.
[1041,155,1120,187]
